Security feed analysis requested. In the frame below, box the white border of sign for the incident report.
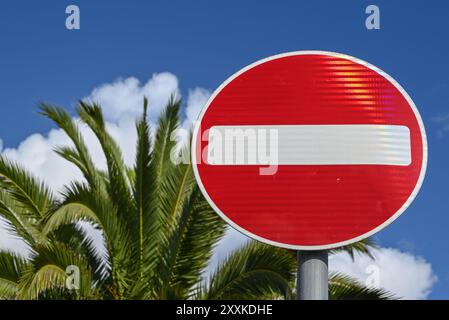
[191,51,428,250]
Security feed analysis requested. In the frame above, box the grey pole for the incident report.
[296,250,328,300]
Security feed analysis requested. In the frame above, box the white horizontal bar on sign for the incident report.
[206,125,411,166]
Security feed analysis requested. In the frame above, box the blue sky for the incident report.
[0,1,448,299]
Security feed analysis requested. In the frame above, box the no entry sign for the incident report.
[192,51,427,250]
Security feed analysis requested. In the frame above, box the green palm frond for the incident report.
[159,155,196,225]
[51,223,109,283]
[0,251,29,299]
[19,265,71,300]
[329,238,378,260]
[0,189,42,245]
[329,272,394,300]
[0,156,53,220]
[17,242,95,300]
[48,182,111,237]
[53,146,91,178]
[199,241,296,300]
[43,202,100,237]
[0,276,19,299]
[43,180,133,298]
[76,102,135,254]
[39,104,99,187]
[130,96,187,298]
[132,98,159,279]
[151,95,181,183]
[163,187,226,298]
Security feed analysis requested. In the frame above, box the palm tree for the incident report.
[0,97,392,299]
[0,158,97,299]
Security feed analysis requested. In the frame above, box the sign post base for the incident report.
[296,250,329,300]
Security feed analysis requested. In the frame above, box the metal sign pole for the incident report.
[296,250,328,300]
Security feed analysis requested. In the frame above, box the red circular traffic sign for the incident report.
[192,51,427,250]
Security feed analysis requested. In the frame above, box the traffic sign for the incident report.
[192,51,427,250]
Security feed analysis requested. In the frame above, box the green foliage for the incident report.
[0,97,392,300]
[0,252,29,299]
[329,273,394,300]
[198,241,296,300]
[329,238,378,260]
[17,242,96,299]
[0,155,54,221]
[0,189,42,246]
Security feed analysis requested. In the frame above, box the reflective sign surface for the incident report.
[192,51,427,250]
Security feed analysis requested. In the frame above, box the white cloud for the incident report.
[86,72,180,122]
[330,247,437,299]
[182,87,211,128]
